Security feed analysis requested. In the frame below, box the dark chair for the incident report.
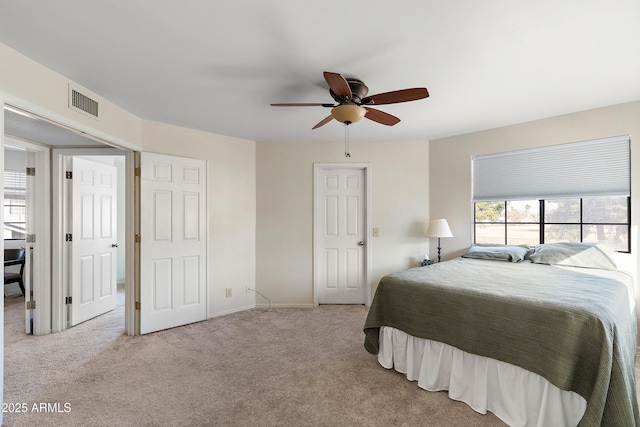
[4,248,25,296]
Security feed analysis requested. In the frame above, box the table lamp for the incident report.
[426,219,453,262]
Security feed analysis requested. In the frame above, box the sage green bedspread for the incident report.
[363,258,639,427]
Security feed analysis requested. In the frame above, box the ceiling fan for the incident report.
[271,71,429,129]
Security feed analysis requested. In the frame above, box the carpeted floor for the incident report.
[3,293,510,427]
[2,291,637,427]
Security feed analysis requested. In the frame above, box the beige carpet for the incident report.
[2,292,635,427]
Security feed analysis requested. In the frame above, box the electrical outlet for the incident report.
[225,288,232,298]
[372,227,379,237]
[246,284,250,293]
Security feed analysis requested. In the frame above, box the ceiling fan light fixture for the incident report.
[270,71,428,130]
[331,104,366,124]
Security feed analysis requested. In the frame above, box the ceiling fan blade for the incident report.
[312,115,334,130]
[323,71,352,100]
[271,103,334,107]
[364,107,401,126]
[362,88,429,105]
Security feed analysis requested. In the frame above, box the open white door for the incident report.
[69,157,118,326]
[139,152,207,334]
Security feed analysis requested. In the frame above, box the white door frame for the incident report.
[4,136,51,335]
[52,147,135,335]
[313,163,371,307]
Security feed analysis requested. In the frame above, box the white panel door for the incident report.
[70,157,118,326]
[317,168,366,304]
[139,152,207,334]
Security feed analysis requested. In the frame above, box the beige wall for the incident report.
[142,121,257,317]
[430,100,640,283]
[256,139,429,306]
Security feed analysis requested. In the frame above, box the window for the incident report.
[472,136,630,252]
[474,196,630,252]
[475,200,540,246]
[4,169,26,239]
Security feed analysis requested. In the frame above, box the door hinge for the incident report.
[135,167,141,177]
[26,167,36,176]
[65,233,73,242]
[135,234,140,243]
[26,234,36,243]
[26,300,36,310]
[135,301,141,310]
[65,296,72,305]
[65,171,73,179]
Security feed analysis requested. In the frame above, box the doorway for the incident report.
[52,149,131,334]
[3,105,136,336]
[313,163,371,306]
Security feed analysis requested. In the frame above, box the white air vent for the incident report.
[68,85,100,120]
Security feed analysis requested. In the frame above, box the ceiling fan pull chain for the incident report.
[344,123,351,157]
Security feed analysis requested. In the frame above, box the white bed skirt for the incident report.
[378,327,586,427]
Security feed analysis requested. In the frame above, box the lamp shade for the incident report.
[331,104,366,124]
[426,219,453,238]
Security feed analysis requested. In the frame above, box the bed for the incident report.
[363,243,639,427]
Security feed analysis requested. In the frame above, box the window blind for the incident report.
[3,170,26,200]
[472,135,630,201]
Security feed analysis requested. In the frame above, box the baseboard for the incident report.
[256,303,315,309]
[208,304,256,318]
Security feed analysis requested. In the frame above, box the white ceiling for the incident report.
[1,0,639,144]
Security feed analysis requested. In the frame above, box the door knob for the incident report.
[357,241,365,246]
[111,243,119,248]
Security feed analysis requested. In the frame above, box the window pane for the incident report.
[545,199,580,223]
[475,201,505,222]
[583,224,628,252]
[506,200,539,222]
[544,224,580,243]
[475,224,505,244]
[582,196,628,223]
[506,224,539,246]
